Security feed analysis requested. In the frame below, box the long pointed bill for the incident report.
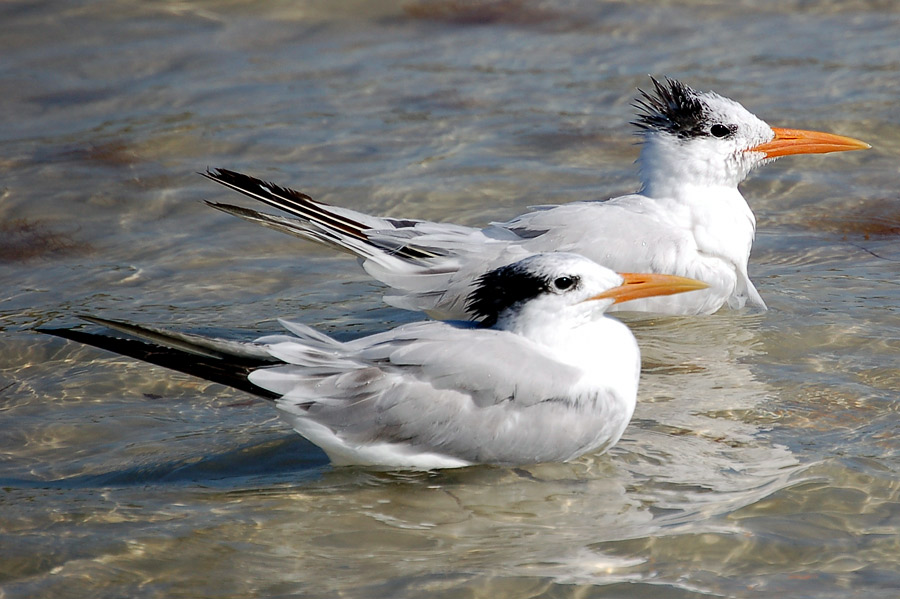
[588,273,709,305]
[750,127,870,159]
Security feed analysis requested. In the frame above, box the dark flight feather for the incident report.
[39,318,282,400]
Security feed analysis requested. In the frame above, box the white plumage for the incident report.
[42,253,707,469]
[204,77,868,318]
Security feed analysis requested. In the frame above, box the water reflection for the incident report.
[3,0,899,596]
[2,309,813,596]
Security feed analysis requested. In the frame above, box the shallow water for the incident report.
[2,1,899,597]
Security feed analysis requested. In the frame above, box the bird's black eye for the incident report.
[553,276,577,291]
[710,124,733,138]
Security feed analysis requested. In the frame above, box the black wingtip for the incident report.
[201,167,251,186]
[199,166,225,181]
[200,167,443,263]
[38,323,280,401]
[201,167,322,207]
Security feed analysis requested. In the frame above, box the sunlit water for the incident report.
[2,1,899,597]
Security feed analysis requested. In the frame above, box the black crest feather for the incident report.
[465,262,554,327]
[632,77,710,139]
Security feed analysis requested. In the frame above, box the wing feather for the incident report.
[250,321,587,458]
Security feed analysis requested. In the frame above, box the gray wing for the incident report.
[204,169,759,316]
[254,320,583,410]
[369,199,716,316]
[381,196,764,316]
[250,320,589,463]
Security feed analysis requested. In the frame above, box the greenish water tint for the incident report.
[2,1,898,597]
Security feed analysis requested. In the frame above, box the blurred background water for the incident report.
[1,1,899,597]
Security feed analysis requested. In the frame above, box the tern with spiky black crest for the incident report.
[40,254,707,469]
[203,77,869,317]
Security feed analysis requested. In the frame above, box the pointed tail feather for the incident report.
[202,168,442,262]
[39,316,282,400]
[205,201,396,262]
[205,201,360,254]
[202,168,372,242]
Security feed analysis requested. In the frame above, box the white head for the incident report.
[632,77,870,196]
[465,252,708,336]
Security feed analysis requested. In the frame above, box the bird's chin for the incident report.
[742,151,778,172]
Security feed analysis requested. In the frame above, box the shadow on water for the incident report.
[0,435,330,491]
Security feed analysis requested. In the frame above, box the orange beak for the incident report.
[750,127,870,159]
[589,273,709,305]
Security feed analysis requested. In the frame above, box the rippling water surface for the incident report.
[2,1,899,597]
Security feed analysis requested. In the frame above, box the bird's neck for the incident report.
[636,135,749,200]
[641,179,754,220]
[638,164,744,203]
[495,308,574,345]
[634,146,758,280]
[635,139,756,243]
[497,309,638,386]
